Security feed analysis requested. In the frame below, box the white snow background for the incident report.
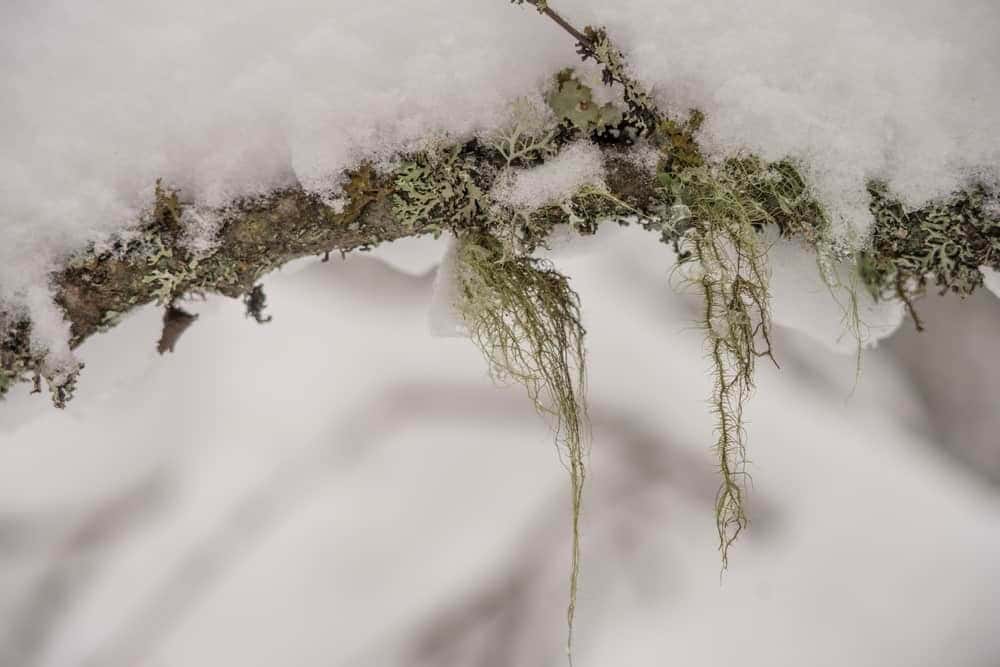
[2,227,1000,666]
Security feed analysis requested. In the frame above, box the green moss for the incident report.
[653,110,706,173]
[454,232,587,660]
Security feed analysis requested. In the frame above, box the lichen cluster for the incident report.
[667,163,780,564]
[546,69,624,136]
[453,232,587,658]
[576,26,660,138]
[488,96,560,167]
[861,183,1000,329]
[392,146,489,235]
[0,311,80,407]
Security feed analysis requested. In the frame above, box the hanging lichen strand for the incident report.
[512,0,780,566]
[453,233,588,661]
[670,162,782,565]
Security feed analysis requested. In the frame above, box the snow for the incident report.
[492,141,607,211]
[3,0,999,354]
[767,233,905,353]
[982,266,1000,300]
[607,0,1000,233]
[428,235,467,338]
[178,208,224,260]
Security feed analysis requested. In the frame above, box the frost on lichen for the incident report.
[0,310,81,408]
[576,26,659,138]
[453,232,587,659]
[485,96,559,168]
[861,183,1000,329]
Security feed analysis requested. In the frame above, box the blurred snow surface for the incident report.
[2,227,999,666]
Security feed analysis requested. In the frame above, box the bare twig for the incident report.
[520,1,593,48]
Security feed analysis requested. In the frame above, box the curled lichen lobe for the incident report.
[862,183,1000,302]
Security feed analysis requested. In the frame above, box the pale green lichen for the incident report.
[453,232,587,661]
[546,69,624,135]
[391,146,489,235]
[488,97,560,167]
[142,260,200,306]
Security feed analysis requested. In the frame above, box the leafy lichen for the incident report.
[546,69,624,136]
[391,146,490,235]
[861,183,1000,329]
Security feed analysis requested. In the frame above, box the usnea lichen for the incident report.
[453,232,588,660]
[667,162,778,565]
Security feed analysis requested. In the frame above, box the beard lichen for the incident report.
[670,161,780,567]
[453,232,588,661]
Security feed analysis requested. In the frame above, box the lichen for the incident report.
[653,110,706,174]
[453,232,587,660]
[575,26,660,138]
[0,311,81,408]
[669,163,779,566]
[487,96,560,167]
[546,69,624,136]
[391,146,490,235]
[861,183,1000,329]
